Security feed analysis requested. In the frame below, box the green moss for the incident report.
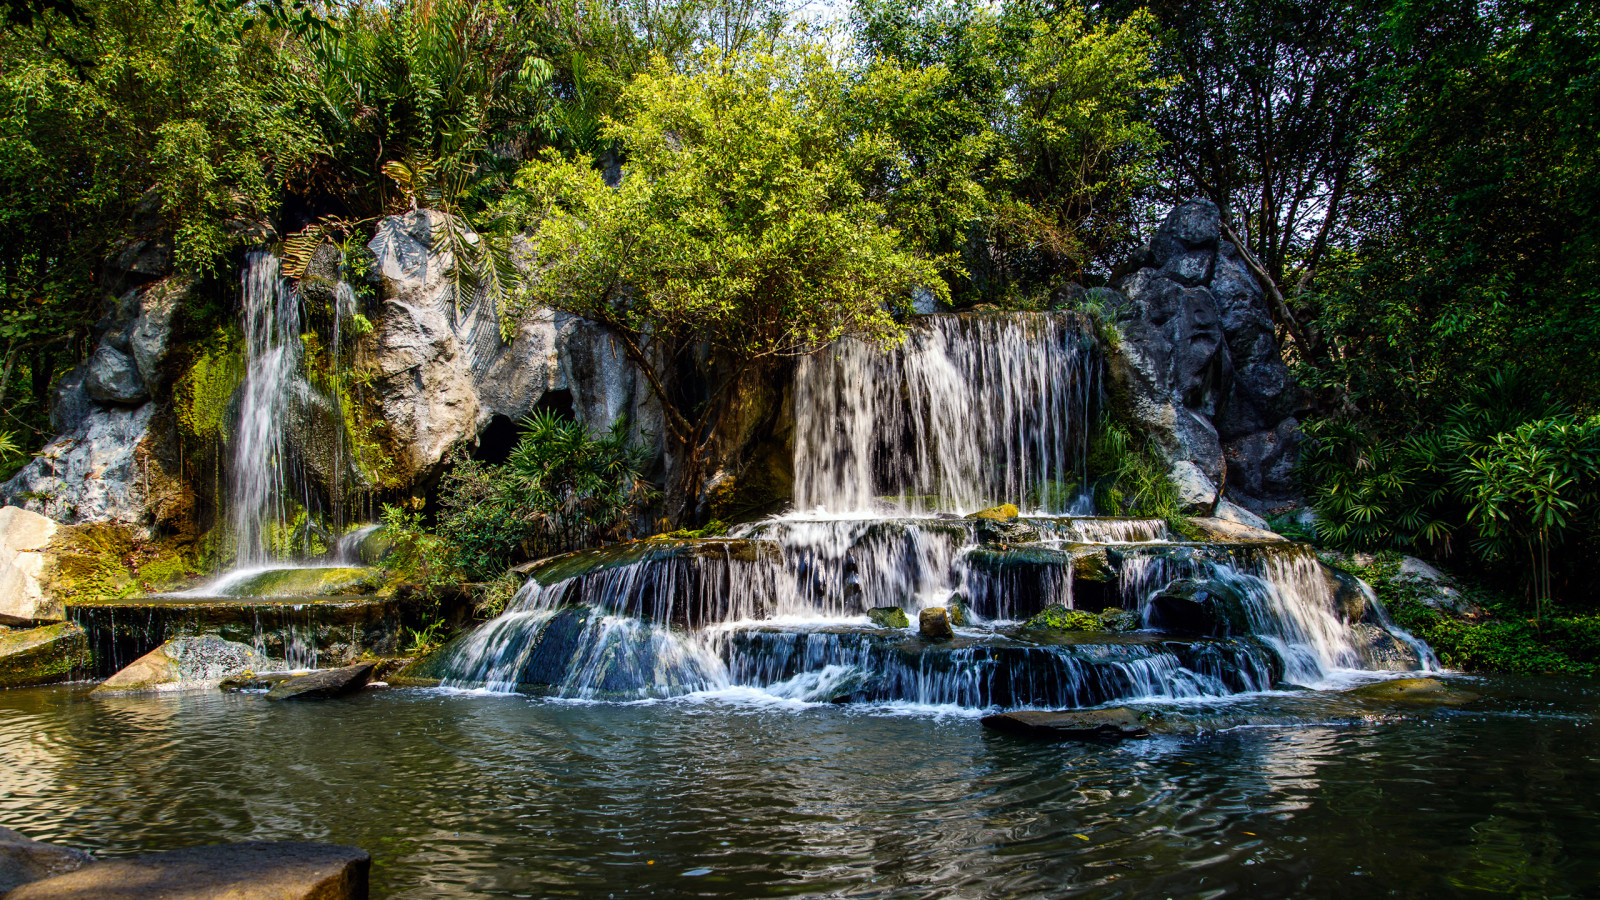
[867,606,910,628]
[46,524,142,603]
[1168,518,1209,542]
[1023,604,1103,633]
[175,328,244,439]
[0,622,88,688]
[967,504,1020,520]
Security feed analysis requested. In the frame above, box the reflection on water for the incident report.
[1,678,1597,899]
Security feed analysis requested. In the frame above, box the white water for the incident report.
[230,252,303,567]
[793,313,1099,515]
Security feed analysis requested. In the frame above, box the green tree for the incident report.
[507,42,946,522]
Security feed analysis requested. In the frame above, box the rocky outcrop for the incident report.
[1106,200,1303,515]
[92,636,271,695]
[265,661,376,700]
[363,210,666,486]
[6,841,370,900]
[0,827,92,894]
[0,507,61,624]
[2,276,192,534]
[0,622,88,688]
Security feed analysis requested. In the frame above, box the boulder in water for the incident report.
[1146,578,1250,636]
[0,827,92,894]
[947,594,972,626]
[981,707,1151,741]
[5,841,370,900]
[266,662,376,700]
[0,622,87,689]
[974,517,1039,547]
[919,607,954,641]
[867,607,909,629]
[966,504,1020,521]
[1346,677,1479,705]
[93,636,271,695]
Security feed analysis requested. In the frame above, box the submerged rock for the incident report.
[867,607,910,629]
[1346,677,1479,705]
[265,662,376,700]
[6,841,370,900]
[0,622,87,689]
[981,707,1151,741]
[918,607,954,641]
[0,827,92,894]
[0,506,62,625]
[92,636,270,695]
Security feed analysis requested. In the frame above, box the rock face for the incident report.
[6,841,370,900]
[364,210,666,486]
[0,622,88,688]
[981,707,1151,740]
[2,275,191,534]
[0,827,93,894]
[265,661,376,700]
[0,506,62,624]
[1107,200,1303,515]
[93,636,271,695]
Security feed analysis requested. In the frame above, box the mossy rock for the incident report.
[1022,604,1103,634]
[44,524,141,603]
[967,504,1020,521]
[207,567,378,599]
[0,622,88,688]
[947,594,972,627]
[867,607,910,629]
[1098,607,1142,632]
[174,330,244,440]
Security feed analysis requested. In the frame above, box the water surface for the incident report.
[1,678,1595,898]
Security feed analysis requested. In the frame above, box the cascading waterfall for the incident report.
[230,253,304,567]
[440,310,1435,709]
[793,312,1100,515]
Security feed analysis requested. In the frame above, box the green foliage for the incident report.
[852,0,1168,303]
[1336,552,1600,678]
[436,411,656,581]
[1086,416,1179,518]
[379,504,455,596]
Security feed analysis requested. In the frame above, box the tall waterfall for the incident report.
[793,312,1100,515]
[230,253,304,567]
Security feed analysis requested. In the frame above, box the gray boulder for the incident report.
[6,841,370,900]
[0,827,92,894]
[83,345,147,404]
[93,636,272,695]
[2,403,159,529]
[1107,200,1302,515]
[0,506,61,624]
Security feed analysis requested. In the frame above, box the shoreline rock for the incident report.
[265,662,376,700]
[6,841,370,900]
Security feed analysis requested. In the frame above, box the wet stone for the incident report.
[981,707,1152,741]
[918,607,954,641]
[867,607,909,629]
[0,827,92,894]
[1345,677,1479,706]
[265,662,376,700]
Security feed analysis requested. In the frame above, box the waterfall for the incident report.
[436,308,1435,708]
[230,253,303,567]
[793,312,1099,515]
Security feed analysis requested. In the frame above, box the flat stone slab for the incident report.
[0,827,92,894]
[266,662,376,700]
[981,707,1152,741]
[7,841,369,899]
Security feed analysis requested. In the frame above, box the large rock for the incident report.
[83,345,147,404]
[981,707,1151,741]
[1345,677,1479,705]
[0,622,87,688]
[92,636,272,695]
[6,841,370,900]
[265,661,376,700]
[0,827,92,894]
[918,607,954,641]
[363,210,666,486]
[1,404,160,529]
[1107,200,1302,515]
[0,506,61,624]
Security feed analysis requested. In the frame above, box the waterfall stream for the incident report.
[230,252,303,567]
[440,311,1434,708]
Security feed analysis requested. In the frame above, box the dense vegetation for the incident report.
[1,0,1598,665]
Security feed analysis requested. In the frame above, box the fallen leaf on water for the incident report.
[1074,834,1090,841]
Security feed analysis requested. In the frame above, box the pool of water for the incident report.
[1,677,1596,898]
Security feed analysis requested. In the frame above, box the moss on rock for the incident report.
[967,504,1020,521]
[1023,604,1103,633]
[0,622,88,688]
